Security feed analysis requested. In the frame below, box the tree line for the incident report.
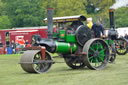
[0,0,127,29]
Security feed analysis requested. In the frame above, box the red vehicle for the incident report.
[0,26,48,54]
[10,30,39,45]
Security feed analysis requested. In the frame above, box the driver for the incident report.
[91,20,105,38]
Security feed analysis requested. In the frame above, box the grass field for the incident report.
[0,54,128,85]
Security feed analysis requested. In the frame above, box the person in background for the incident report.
[0,41,4,54]
[16,42,20,54]
[120,35,124,38]
[0,41,3,47]
[91,20,105,38]
[87,17,93,29]
[124,34,128,40]
[25,40,29,47]
[10,40,16,54]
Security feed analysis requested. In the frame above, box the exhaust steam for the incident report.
[110,0,128,9]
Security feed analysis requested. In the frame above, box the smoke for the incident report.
[110,0,128,9]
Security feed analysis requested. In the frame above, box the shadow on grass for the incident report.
[17,63,115,76]
[17,66,91,75]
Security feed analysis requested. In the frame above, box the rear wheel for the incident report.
[64,55,86,69]
[83,38,109,70]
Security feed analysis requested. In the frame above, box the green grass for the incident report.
[0,54,128,85]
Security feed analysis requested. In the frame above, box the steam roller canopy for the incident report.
[76,25,92,46]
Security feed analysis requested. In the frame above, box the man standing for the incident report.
[87,17,93,29]
[10,40,16,54]
[91,20,104,38]
[25,40,30,47]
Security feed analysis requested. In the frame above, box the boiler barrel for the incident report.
[55,42,77,53]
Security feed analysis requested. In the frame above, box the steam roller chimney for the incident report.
[109,8,115,29]
[47,8,53,39]
[108,8,118,40]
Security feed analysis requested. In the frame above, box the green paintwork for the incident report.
[59,30,66,39]
[55,42,77,53]
[54,29,77,43]
[105,40,114,46]
[66,34,76,43]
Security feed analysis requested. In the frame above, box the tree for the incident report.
[55,0,88,16]
[4,0,44,27]
[0,16,11,29]
[0,0,11,29]
[115,7,128,27]
[41,0,88,17]
[0,0,127,29]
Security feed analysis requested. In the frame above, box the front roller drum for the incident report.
[83,38,110,70]
[19,50,52,73]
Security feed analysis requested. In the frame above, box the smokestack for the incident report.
[109,8,115,29]
[108,8,118,40]
[47,8,53,39]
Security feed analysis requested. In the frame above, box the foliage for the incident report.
[55,0,88,16]
[115,7,128,28]
[0,0,11,29]
[0,16,11,29]
[0,0,6,15]
[4,0,44,27]
[41,0,88,17]
[0,0,127,29]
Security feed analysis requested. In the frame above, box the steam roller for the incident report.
[19,25,110,73]
[19,8,124,74]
